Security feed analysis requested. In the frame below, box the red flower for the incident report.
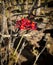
[21,18,26,24]
[15,18,37,30]
[31,22,36,30]
[20,24,25,30]
[15,20,21,28]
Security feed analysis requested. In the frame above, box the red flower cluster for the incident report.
[15,18,37,30]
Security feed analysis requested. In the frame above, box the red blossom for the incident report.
[31,22,37,30]
[15,18,37,30]
[20,24,26,30]
[15,20,21,28]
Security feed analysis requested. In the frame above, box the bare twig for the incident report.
[33,45,46,65]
